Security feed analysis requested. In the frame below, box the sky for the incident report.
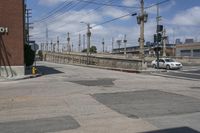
[27,0,200,52]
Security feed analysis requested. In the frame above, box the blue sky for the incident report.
[27,0,200,52]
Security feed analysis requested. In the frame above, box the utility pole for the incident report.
[62,44,64,53]
[86,23,91,64]
[57,36,59,53]
[42,43,44,51]
[123,34,127,55]
[139,0,145,61]
[81,22,91,64]
[102,38,105,53]
[67,32,71,53]
[117,40,121,53]
[78,34,81,52]
[83,34,86,50]
[50,40,53,52]
[72,42,74,52]
[40,43,42,51]
[136,0,148,68]
[112,37,114,53]
[45,24,48,51]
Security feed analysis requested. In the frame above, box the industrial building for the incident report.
[0,0,25,77]
[176,42,200,57]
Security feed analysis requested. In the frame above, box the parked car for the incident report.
[151,58,183,70]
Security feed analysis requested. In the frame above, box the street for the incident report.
[151,66,200,80]
[0,62,200,133]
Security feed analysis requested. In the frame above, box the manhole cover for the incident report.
[92,90,200,118]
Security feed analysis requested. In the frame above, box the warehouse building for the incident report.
[176,42,200,57]
[0,0,25,77]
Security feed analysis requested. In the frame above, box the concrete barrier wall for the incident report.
[43,52,144,70]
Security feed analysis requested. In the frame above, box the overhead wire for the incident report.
[54,0,116,31]
[76,0,140,9]
[31,0,96,36]
[33,1,74,23]
[31,0,170,43]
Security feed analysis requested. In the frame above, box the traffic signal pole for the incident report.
[156,4,161,69]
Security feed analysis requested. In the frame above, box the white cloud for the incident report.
[122,0,138,6]
[172,6,200,26]
[102,7,130,20]
[146,0,176,15]
[38,0,68,6]
[31,9,103,42]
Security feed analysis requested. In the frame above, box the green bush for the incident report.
[38,50,43,60]
[24,44,35,66]
[81,46,97,53]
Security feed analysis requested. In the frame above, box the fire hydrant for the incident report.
[32,66,37,75]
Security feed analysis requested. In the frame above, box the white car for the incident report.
[151,58,183,70]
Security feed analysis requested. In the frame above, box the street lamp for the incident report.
[80,21,92,65]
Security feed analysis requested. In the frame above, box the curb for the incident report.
[0,74,42,82]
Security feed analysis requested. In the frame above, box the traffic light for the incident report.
[157,33,162,42]
[154,34,157,43]
[157,25,163,32]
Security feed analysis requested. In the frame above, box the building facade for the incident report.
[0,0,25,77]
[112,44,175,57]
[176,42,200,57]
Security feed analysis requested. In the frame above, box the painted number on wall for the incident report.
[0,27,8,33]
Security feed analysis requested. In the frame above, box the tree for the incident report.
[24,44,35,66]
[81,46,97,53]
[82,49,87,53]
[90,46,97,53]
[38,50,43,61]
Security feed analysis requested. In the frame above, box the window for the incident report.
[165,59,174,62]
[180,50,191,56]
[193,49,200,57]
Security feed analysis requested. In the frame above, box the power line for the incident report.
[77,0,140,9]
[54,0,115,31]
[79,0,115,21]
[32,0,170,42]
[46,0,93,25]
[75,0,170,33]
[33,1,74,23]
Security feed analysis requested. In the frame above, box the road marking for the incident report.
[171,71,200,76]
[183,68,200,71]
[151,73,200,81]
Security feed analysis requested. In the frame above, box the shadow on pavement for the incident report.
[25,66,63,75]
[142,127,200,133]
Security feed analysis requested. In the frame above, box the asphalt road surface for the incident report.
[151,66,200,80]
[0,61,200,133]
